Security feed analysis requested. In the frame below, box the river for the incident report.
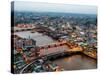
[15,31,97,70]
[52,54,97,70]
[14,31,54,46]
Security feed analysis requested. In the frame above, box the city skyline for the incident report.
[14,1,97,15]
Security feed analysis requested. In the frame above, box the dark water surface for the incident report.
[52,54,97,70]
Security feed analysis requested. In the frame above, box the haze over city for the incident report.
[14,1,97,15]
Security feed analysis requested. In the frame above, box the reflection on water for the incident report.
[52,54,97,70]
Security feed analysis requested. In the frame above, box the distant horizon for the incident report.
[12,1,97,15]
[13,10,97,16]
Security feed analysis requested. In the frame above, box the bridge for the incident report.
[16,40,83,64]
[19,44,83,73]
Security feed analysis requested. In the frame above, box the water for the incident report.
[15,31,69,55]
[52,54,97,70]
[14,31,54,46]
[15,31,97,70]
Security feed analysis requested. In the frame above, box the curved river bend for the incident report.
[15,31,97,70]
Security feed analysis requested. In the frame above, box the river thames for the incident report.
[15,31,97,70]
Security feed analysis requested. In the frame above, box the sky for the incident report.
[14,1,97,15]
